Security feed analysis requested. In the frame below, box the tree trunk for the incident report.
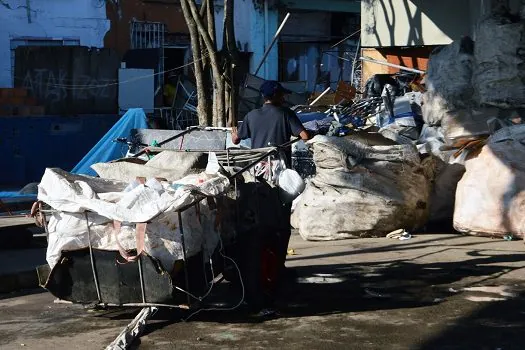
[180,0,210,126]
[223,0,239,126]
[184,0,226,127]
[179,0,240,127]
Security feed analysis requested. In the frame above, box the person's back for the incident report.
[241,104,301,149]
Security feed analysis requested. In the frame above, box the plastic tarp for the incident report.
[71,109,148,176]
[39,166,230,271]
[0,191,37,200]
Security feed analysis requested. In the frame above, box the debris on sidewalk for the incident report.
[386,229,412,241]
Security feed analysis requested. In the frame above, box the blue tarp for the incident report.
[297,112,328,123]
[0,192,37,201]
[71,109,148,176]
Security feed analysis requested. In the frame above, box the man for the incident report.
[231,81,309,315]
[231,80,309,165]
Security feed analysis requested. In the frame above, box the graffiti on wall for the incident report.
[15,46,119,114]
[22,69,114,105]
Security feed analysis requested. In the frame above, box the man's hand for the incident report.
[299,129,310,141]
[231,126,241,145]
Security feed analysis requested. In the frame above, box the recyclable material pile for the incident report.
[292,4,525,241]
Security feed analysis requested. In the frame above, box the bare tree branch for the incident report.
[180,0,211,125]
[183,0,226,126]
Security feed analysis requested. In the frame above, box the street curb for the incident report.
[0,269,39,294]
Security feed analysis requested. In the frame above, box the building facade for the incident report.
[360,0,524,82]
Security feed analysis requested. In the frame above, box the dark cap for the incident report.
[260,80,292,99]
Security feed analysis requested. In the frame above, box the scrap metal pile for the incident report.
[291,4,525,242]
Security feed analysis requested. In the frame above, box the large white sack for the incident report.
[426,37,474,106]
[293,136,432,241]
[38,168,229,223]
[454,125,525,237]
[422,38,474,127]
[38,167,230,270]
[473,10,525,108]
[92,151,206,182]
[46,202,218,271]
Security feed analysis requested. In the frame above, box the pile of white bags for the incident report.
[39,167,230,271]
[292,136,432,241]
[454,125,525,238]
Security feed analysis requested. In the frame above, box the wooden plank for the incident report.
[0,216,35,229]
[361,48,389,90]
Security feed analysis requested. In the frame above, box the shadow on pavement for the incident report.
[135,245,525,345]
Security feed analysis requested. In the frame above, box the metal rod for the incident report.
[42,212,50,241]
[133,126,199,157]
[360,56,426,74]
[351,37,361,85]
[254,12,291,76]
[85,212,102,302]
[229,148,278,179]
[264,0,269,77]
[101,302,190,310]
[330,29,361,49]
[138,257,147,304]
[310,87,332,106]
[228,138,301,179]
[178,211,191,306]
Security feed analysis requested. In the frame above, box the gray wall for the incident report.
[361,0,524,47]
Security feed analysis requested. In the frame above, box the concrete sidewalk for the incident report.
[0,216,46,293]
[0,247,46,293]
[1,233,525,349]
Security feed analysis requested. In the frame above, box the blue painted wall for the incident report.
[0,115,119,187]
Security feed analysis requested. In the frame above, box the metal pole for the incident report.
[309,87,332,106]
[138,257,147,303]
[178,211,191,306]
[85,212,102,302]
[254,12,291,77]
[264,0,269,78]
[359,56,426,74]
[351,37,361,86]
[132,126,199,158]
[228,138,301,179]
[330,28,361,49]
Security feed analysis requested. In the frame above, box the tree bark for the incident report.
[184,0,226,127]
[223,0,239,126]
[180,0,210,125]
[179,0,241,127]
